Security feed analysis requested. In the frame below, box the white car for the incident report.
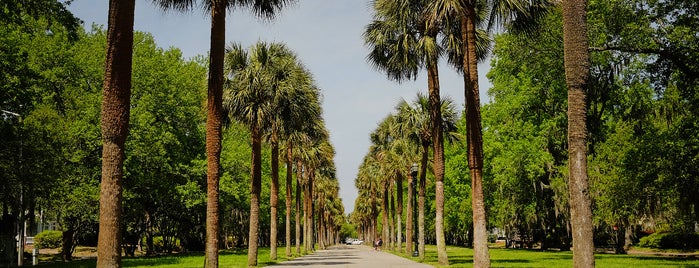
[350,239,363,245]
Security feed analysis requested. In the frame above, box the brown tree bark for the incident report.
[461,9,491,268]
[62,229,74,261]
[419,142,428,260]
[248,126,263,266]
[427,55,448,265]
[285,142,294,257]
[406,171,413,254]
[97,1,134,267]
[396,171,403,252]
[389,179,395,251]
[204,0,226,267]
[295,161,303,255]
[562,0,595,266]
[381,182,390,250]
[270,133,279,260]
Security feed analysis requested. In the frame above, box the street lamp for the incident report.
[410,163,418,257]
[2,109,23,266]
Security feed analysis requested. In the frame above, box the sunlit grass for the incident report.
[35,247,305,268]
[388,245,699,267]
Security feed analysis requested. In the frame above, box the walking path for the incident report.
[269,245,433,268]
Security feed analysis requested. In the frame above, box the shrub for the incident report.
[142,236,182,253]
[638,232,699,249]
[35,230,63,249]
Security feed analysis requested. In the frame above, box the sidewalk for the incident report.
[269,245,433,268]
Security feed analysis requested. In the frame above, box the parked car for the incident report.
[344,238,363,245]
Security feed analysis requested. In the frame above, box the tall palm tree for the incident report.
[279,67,319,258]
[263,44,315,261]
[370,115,396,251]
[364,0,451,262]
[151,1,295,266]
[428,0,553,266]
[394,93,458,259]
[224,41,310,266]
[97,1,135,267]
[298,132,333,252]
[355,154,382,245]
[562,0,594,266]
[289,117,327,254]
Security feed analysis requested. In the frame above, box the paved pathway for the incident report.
[270,245,433,268]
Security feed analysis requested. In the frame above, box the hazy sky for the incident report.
[67,0,491,213]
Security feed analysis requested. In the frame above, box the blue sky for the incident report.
[67,0,491,213]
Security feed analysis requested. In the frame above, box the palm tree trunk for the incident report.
[382,182,389,250]
[270,135,279,260]
[396,171,403,253]
[389,180,395,251]
[562,0,595,266]
[304,168,313,253]
[419,142,428,260]
[204,1,226,267]
[247,126,263,266]
[97,1,135,267]
[461,9,490,268]
[427,56,448,265]
[308,171,315,251]
[406,171,413,254]
[295,161,302,254]
[285,143,294,257]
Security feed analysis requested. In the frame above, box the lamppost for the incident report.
[411,163,418,257]
[2,109,23,266]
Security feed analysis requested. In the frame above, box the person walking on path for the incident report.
[374,238,383,251]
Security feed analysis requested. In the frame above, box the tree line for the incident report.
[1,0,344,267]
[354,0,697,267]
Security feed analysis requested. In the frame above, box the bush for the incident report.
[638,232,699,249]
[142,236,182,253]
[35,230,63,249]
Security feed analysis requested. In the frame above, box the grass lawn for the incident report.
[32,244,699,267]
[388,245,699,267]
[34,247,301,268]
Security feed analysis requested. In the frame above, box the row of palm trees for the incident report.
[223,41,341,265]
[361,0,594,267]
[96,0,348,267]
[353,93,457,258]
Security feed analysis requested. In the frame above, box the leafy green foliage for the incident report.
[35,230,63,249]
[638,233,699,250]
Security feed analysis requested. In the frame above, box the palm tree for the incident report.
[562,0,594,266]
[355,154,382,245]
[263,43,315,261]
[427,0,553,266]
[370,114,415,252]
[151,1,295,266]
[299,131,333,252]
[395,93,458,259]
[364,0,451,263]
[370,115,396,251]
[289,117,327,254]
[224,41,311,266]
[96,1,135,267]
[279,65,319,258]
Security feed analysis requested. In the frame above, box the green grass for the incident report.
[34,247,303,268]
[388,245,699,267]
[33,245,699,267]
